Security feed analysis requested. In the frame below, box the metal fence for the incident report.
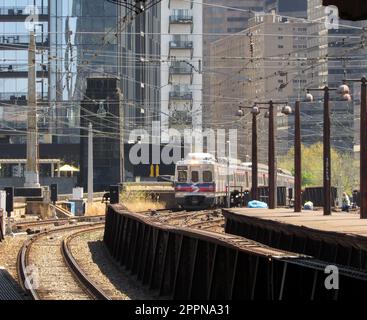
[302,187,338,207]
[105,205,367,300]
[256,186,289,206]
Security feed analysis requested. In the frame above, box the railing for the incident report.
[169,90,193,100]
[169,62,193,74]
[169,40,193,49]
[0,92,27,100]
[0,6,48,16]
[0,35,49,45]
[169,12,193,24]
[170,110,192,125]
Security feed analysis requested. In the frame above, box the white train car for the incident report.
[174,153,294,209]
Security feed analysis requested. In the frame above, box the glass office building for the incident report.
[49,0,118,143]
[0,0,49,143]
[0,0,118,144]
[117,3,161,137]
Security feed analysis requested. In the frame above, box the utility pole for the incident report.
[294,100,302,212]
[251,107,259,200]
[323,87,332,216]
[24,31,40,188]
[342,78,366,218]
[361,77,367,218]
[307,85,348,215]
[117,88,125,184]
[227,140,231,208]
[268,100,277,209]
[88,122,93,204]
[244,101,290,209]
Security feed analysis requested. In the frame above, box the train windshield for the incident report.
[203,171,213,183]
[191,171,199,183]
[178,171,187,182]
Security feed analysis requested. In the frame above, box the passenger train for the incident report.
[174,153,294,209]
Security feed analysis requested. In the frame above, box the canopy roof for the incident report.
[56,164,80,172]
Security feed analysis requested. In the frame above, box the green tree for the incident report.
[278,142,358,193]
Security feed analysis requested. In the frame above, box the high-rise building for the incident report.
[0,0,49,144]
[307,0,367,88]
[307,0,367,156]
[79,77,122,191]
[160,0,203,142]
[117,2,161,138]
[265,0,307,18]
[209,12,308,162]
[49,0,118,144]
[202,0,266,131]
[0,1,119,145]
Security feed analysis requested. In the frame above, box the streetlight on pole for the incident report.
[256,101,290,209]
[341,78,366,219]
[294,93,313,212]
[306,85,351,216]
[294,100,302,213]
[237,101,290,209]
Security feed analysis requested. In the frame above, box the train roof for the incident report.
[176,153,293,177]
[186,153,216,161]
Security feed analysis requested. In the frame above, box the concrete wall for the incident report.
[0,177,78,194]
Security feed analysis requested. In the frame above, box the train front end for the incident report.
[174,154,217,209]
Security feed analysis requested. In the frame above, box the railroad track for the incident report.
[145,209,225,232]
[13,215,105,232]
[17,222,110,300]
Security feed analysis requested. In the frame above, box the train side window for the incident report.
[178,171,187,182]
[191,171,199,183]
[203,171,212,183]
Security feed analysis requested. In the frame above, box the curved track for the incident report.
[14,215,105,231]
[17,222,110,300]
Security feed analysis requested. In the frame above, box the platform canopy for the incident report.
[323,0,367,21]
[55,164,80,172]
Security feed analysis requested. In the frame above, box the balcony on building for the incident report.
[169,36,193,58]
[169,9,193,33]
[169,62,193,84]
[0,6,48,22]
[168,0,193,9]
[169,109,192,129]
[169,85,193,107]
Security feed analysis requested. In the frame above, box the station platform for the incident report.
[223,208,367,270]
[0,267,25,300]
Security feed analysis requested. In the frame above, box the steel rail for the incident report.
[17,222,106,300]
[62,227,111,300]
